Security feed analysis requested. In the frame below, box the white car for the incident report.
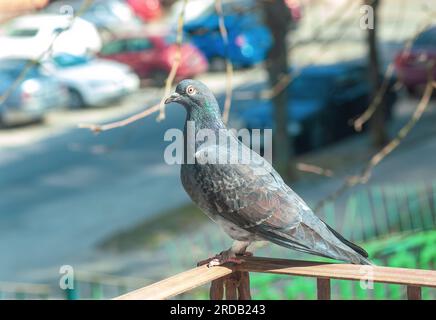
[40,53,140,108]
[0,14,102,59]
[169,0,215,25]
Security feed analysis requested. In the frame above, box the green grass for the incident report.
[98,203,209,252]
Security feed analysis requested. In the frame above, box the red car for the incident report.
[98,32,208,84]
[126,0,162,22]
[394,25,436,94]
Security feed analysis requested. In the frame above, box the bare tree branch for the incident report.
[352,14,436,131]
[353,63,395,132]
[234,1,360,101]
[215,0,234,124]
[80,0,188,132]
[78,103,160,133]
[315,68,435,212]
[297,163,334,177]
[157,0,188,122]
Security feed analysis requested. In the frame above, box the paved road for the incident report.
[0,98,185,282]
[0,69,264,283]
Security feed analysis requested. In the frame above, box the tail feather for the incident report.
[260,227,374,265]
[324,223,369,258]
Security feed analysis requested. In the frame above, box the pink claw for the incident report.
[206,255,244,268]
[198,251,252,267]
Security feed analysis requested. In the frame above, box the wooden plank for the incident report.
[238,272,252,300]
[407,285,422,300]
[210,278,224,300]
[225,277,238,300]
[235,257,436,288]
[114,257,436,300]
[114,264,233,300]
[316,278,331,300]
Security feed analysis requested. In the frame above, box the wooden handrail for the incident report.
[115,264,233,300]
[234,257,436,287]
[114,256,436,300]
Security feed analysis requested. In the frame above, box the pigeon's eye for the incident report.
[186,85,197,96]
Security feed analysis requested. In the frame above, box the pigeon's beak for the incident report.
[164,92,181,104]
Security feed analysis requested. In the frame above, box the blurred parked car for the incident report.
[0,14,101,59]
[180,0,273,70]
[0,58,69,125]
[235,61,397,154]
[394,25,436,95]
[98,32,208,84]
[44,0,142,38]
[126,0,162,21]
[40,53,140,109]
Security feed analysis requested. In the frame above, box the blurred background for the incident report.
[0,0,435,299]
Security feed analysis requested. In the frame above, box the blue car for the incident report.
[183,4,272,70]
[0,58,69,126]
[236,60,397,154]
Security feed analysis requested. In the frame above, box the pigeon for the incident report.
[165,79,372,266]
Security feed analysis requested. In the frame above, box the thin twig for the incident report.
[80,0,188,132]
[297,163,334,177]
[288,0,356,50]
[234,1,360,101]
[157,0,188,122]
[352,14,436,131]
[269,0,365,98]
[315,70,435,212]
[215,0,234,124]
[358,77,434,182]
[78,104,160,133]
[353,63,395,131]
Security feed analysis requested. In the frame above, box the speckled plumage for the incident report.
[166,79,371,265]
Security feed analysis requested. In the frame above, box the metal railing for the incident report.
[114,256,436,300]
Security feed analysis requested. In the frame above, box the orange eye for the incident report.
[186,85,196,95]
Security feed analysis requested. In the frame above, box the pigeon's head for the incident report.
[164,79,220,116]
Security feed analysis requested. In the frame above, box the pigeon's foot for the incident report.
[207,255,244,267]
[198,250,251,268]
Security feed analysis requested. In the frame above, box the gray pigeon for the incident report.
[165,79,372,266]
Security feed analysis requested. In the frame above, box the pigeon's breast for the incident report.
[180,164,218,219]
[180,163,257,241]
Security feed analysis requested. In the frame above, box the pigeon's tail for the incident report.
[358,256,374,265]
[324,223,374,265]
[269,235,374,265]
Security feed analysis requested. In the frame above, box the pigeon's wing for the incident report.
[193,143,370,264]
